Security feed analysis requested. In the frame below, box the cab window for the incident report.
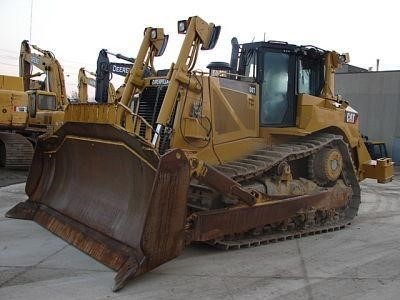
[298,56,324,96]
[260,51,291,125]
[37,94,57,110]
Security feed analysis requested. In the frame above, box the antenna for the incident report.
[264,33,266,42]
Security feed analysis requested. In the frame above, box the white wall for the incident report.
[335,71,400,160]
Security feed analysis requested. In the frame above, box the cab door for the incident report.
[258,48,296,127]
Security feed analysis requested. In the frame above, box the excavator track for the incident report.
[0,132,34,169]
[190,133,361,249]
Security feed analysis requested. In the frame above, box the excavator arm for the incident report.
[19,40,67,108]
[95,49,135,103]
[77,68,95,102]
[78,68,116,103]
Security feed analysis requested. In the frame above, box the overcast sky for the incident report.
[1,0,399,97]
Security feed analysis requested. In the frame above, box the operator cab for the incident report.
[28,90,57,118]
[233,40,325,127]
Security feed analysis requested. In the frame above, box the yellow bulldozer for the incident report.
[7,16,394,291]
[0,40,66,168]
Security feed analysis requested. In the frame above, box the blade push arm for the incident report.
[115,27,169,121]
[152,16,221,146]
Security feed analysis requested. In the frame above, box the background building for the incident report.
[335,67,400,162]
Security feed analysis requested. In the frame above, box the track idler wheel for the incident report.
[309,147,343,185]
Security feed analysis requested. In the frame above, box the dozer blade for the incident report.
[6,123,191,291]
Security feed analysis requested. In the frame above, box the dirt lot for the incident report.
[1,168,399,299]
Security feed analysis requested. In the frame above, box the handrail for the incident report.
[117,102,155,143]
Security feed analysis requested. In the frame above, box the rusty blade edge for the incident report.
[32,203,143,271]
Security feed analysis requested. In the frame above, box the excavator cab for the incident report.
[27,90,57,116]
[25,89,63,130]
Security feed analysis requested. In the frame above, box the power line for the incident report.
[0,61,18,67]
[0,48,97,69]
[29,0,33,41]
[0,48,18,54]
[0,54,18,60]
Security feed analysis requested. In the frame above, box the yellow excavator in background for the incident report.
[7,16,393,291]
[77,67,116,103]
[0,40,66,168]
[19,40,67,108]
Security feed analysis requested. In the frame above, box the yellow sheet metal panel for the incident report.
[0,90,13,126]
[0,89,28,127]
[0,75,24,91]
[11,91,28,127]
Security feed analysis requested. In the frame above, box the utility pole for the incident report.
[29,0,33,41]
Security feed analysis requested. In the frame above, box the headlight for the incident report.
[156,35,169,57]
[201,25,221,50]
[151,29,157,39]
[177,20,187,34]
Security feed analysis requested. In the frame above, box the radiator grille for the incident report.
[138,86,167,131]
[137,85,171,153]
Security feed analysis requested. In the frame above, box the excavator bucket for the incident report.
[6,122,191,291]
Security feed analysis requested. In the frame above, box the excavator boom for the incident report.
[78,67,116,103]
[19,40,67,108]
[95,49,135,103]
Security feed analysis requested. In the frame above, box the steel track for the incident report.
[0,132,34,169]
[208,222,350,250]
[191,132,361,249]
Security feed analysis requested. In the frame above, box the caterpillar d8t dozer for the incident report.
[7,16,394,291]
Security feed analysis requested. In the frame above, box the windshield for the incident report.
[37,93,57,110]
